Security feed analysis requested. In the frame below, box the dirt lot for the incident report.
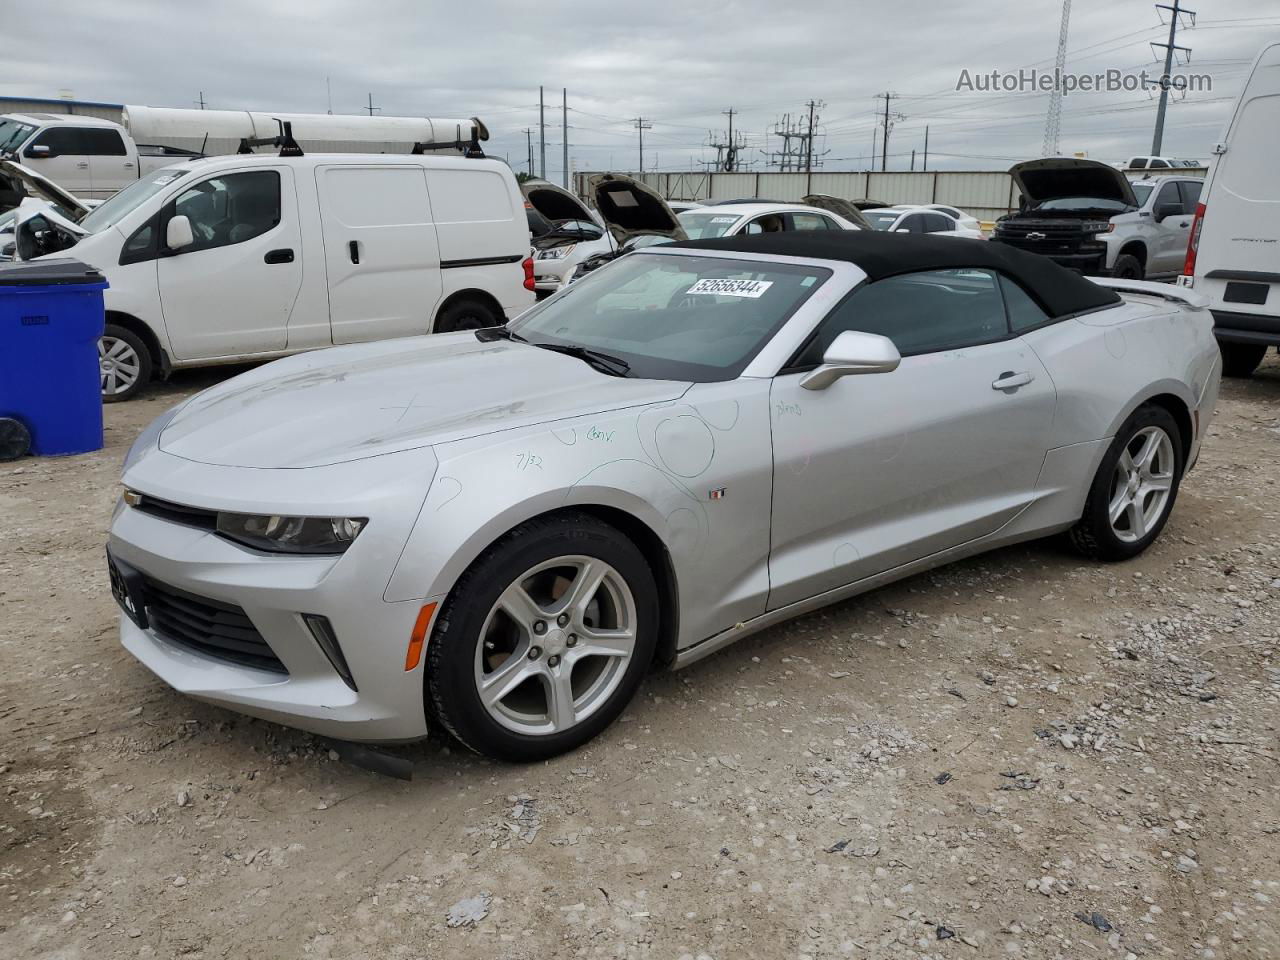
[2,359,1278,960]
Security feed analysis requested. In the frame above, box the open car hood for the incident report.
[521,178,595,226]
[588,174,687,246]
[801,194,872,230]
[0,160,90,219]
[1008,157,1137,208]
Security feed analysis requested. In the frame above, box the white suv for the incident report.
[13,153,535,400]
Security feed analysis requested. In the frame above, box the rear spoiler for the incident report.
[1089,277,1209,309]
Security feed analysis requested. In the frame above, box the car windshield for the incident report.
[1034,197,1132,212]
[1130,182,1155,205]
[510,252,832,382]
[0,120,35,152]
[864,211,901,230]
[79,168,190,233]
[678,211,744,238]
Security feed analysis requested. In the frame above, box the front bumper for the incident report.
[108,448,439,742]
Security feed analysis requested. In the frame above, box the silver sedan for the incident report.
[108,232,1221,760]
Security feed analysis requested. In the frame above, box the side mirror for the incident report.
[894,227,910,233]
[800,330,901,390]
[25,144,54,160]
[166,215,194,251]
[1153,202,1181,222]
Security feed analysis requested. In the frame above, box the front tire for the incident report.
[1111,253,1144,281]
[426,512,659,761]
[435,298,502,333]
[99,324,152,403]
[1219,342,1267,378]
[1069,404,1183,561]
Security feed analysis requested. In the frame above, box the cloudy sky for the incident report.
[6,0,1279,179]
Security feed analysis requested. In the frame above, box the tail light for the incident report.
[1183,202,1206,277]
[522,255,536,292]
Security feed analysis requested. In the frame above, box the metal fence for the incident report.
[573,168,1209,225]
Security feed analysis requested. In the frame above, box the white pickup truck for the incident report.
[0,107,487,202]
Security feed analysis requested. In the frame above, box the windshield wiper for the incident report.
[475,326,527,343]
[531,342,631,377]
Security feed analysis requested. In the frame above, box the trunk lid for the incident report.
[1009,157,1137,209]
[157,334,689,469]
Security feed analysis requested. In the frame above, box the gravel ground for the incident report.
[2,359,1278,960]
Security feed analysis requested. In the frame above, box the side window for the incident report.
[1150,159,1170,169]
[999,275,1050,332]
[924,213,954,233]
[168,171,281,252]
[899,214,928,234]
[1130,158,1148,169]
[119,219,158,266]
[788,212,835,231]
[27,127,88,156]
[80,129,128,156]
[743,213,786,235]
[793,269,1010,364]
[1178,181,1202,210]
[1154,181,1182,213]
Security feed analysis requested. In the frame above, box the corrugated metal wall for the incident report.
[0,96,125,124]
[575,168,1206,224]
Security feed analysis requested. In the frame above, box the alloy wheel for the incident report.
[474,556,637,736]
[1108,425,1175,543]
[99,336,142,397]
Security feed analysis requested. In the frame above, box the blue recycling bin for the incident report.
[0,259,108,459]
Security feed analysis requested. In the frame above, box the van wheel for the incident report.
[435,298,502,333]
[1219,342,1266,378]
[1111,254,1144,281]
[100,325,152,403]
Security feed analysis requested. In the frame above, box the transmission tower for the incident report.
[1149,0,1195,154]
[1042,0,1072,156]
[767,104,827,172]
[707,107,750,172]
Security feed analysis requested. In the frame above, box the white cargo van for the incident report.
[0,108,487,201]
[13,153,534,400]
[1179,41,1280,377]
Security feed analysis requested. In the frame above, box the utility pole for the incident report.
[539,86,546,179]
[325,77,333,115]
[196,91,207,110]
[562,88,569,188]
[1150,0,1195,155]
[876,92,902,171]
[911,149,916,171]
[922,125,929,171]
[633,117,652,175]
[366,93,380,117]
[524,129,533,175]
[1042,0,1072,156]
[708,107,748,172]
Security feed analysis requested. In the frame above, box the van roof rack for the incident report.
[238,119,303,157]
[411,119,487,159]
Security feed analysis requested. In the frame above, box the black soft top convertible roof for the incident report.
[669,231,1121,319]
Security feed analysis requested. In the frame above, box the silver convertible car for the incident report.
[108,232,1221,760]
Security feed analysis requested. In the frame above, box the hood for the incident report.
[157,335,690,469]
[801,194,872,230]
[0,160,90,219]
[588,174,687,245]
[848,198,891,210]
[522,178,595,225]
[1008,157,1137,208]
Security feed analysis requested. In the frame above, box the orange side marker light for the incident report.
[405,602,438,671]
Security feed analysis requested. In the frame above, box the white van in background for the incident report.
[13,153,534,400]
[1180,41,1280,378]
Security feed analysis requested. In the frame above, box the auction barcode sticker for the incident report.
[685,278,773,298]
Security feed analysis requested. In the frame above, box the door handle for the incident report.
[123,162,135,168]
[348,241,360,264]
[1179,221,1190,227]
[992,371,1034,391]
[264,248,295,264]
[76,161,89,169]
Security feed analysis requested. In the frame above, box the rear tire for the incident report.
[1069,403,1183,562]
[1219,342,1266,379]
[1111,253,1144,281]
[426,511,659,762]
[99,324,152,403]
[435,298,502,333]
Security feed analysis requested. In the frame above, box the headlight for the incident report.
[122,403,185,474]
[1083,221,1114,234]
[537,244,575,260]
[215,513,367,555]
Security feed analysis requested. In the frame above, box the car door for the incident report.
[786,211,838,231]
[315,163,444,344]
[767,268,1055,610]
[157,167,302,360]
[22,127,94,196]
[82,128,135,198]
[1150,179,1192,275]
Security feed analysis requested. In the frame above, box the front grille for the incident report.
[993,220,1091,255]
[134,495,218,531]
[142,576,286,673]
